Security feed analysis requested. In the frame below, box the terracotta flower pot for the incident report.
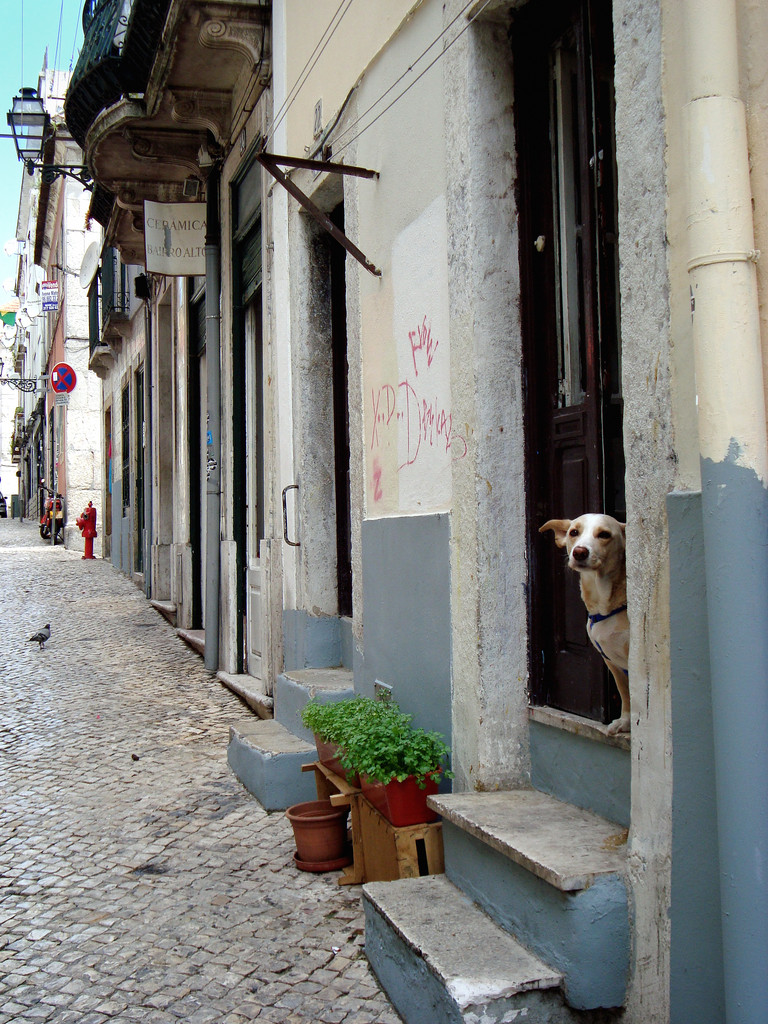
[286,799,351,870]
[313,734,360,786]
[361,773,440,827]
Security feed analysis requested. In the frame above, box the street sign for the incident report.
[55,393,69,407]
[51,362,77,394]
[42,281,59,312]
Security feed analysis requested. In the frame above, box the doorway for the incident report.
[189,285,207,629]
[330,204,352,619]
[515,0,625,723]
[232,158,265,677]
[135,366,145,574]
[104,406,112,559]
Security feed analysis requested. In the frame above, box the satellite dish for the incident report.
[79,242,101,289]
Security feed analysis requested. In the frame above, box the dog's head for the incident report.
[539,514,626,577]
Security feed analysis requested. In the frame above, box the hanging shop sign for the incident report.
[41,280,59,312]
[144,201,206,276]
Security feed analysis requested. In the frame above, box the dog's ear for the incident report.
[539,519,571,548]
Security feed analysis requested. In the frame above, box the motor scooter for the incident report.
[39,483,64,543]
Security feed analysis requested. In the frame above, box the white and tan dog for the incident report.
[539,514,630,735]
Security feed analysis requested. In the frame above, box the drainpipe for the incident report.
[684,2,768,1020]
[204,170,221,673]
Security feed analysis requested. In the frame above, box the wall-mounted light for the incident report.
[6,88,93,190]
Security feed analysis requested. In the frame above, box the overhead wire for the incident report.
[331,0,478,154]
[265,0,355,149]
[333,0,494,159]
[53,0,65,76]
[69,4,80,71]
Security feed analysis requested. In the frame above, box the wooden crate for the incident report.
[300,761,444,884]
[356,796,444,882]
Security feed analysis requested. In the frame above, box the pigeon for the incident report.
[28,624,51,650]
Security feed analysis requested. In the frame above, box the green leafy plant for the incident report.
[300,695,376,745]
[301,695,452,788]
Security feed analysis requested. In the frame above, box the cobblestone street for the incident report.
[0,519,401,1024]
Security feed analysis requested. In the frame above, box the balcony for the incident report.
[88,246,132,378]
[65,0,270,264]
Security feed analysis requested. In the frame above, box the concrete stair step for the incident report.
[275,667,355,742]
[218,671,274,719]
[428,790,629,1010]
[363,874,579,1024]
[227,719,317,811]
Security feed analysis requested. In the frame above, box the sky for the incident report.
[0,0,84,307]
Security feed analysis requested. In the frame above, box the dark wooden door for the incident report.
[515,0,625,721]
[330,204,352,618]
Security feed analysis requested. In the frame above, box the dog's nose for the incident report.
[572,546,589,562]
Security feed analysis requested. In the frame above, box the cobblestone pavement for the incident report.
[0,519,401,1024]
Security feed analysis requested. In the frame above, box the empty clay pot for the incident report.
[286,799,349,867]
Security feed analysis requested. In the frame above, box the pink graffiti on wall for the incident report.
[369,317,467,501]
[409,316,438,376]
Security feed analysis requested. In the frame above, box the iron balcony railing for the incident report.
[88,246,130,356]
[65,0,172,148]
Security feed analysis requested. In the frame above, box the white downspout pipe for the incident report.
[684,2,768,1020]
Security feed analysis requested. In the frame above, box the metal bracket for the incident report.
[257,151,381,277]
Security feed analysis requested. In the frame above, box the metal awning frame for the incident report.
[256,151,381,277]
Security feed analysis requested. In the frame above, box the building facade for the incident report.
[11,64,102,550]
[65,1,768,1022]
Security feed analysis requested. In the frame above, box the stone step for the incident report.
[176,627,204,657]
[427,790,629,1010]
[227,719,317,811]
[218,671,274,719]
[149,599,177,626]
[274,667,355,742]
[429,789,628,891]
[364,874,581,1024]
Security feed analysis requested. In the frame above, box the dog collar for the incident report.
[588,604,627,626]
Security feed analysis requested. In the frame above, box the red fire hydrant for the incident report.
[76,502,97,559]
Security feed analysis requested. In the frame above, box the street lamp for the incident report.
[6,88,93,190]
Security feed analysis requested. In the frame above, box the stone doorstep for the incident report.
[218,671,274,719]
[149,599,177,626]
[227,719,317,810]
[364,875,563,1011]
[229,719,315,756]
[278,666,355,693]
[275,667,356,743]
[428,790,628,892]
[176,628,205,658]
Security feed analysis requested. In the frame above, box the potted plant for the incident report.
[340,699,452,827]
[301,695,453,826]
[300,695,373,784]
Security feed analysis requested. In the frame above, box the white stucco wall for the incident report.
[282,0,423,158]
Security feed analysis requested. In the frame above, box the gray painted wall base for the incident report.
[667,490,724,1022]
[529,721,630,827]
[361,514,451,743]
[227,720,317,811]
[443,822,628,1010]
[282,609,344,670]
